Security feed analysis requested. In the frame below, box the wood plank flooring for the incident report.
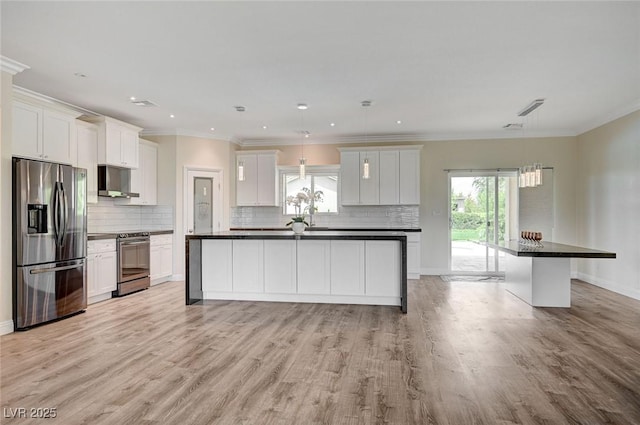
[1,277,640,424]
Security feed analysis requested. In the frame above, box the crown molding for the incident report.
[574,99,640,136]
[0,56,29,75]
[13,85,98,117]
[140,128,233,142]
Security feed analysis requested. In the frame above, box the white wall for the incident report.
[0,70,14,333]
[576,110,640,300]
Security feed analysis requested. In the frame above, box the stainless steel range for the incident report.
[114,232,150,296]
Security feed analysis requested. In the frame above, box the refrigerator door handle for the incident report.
[52,182,60,246]
[29,262,84,275]
[60,182,69,246]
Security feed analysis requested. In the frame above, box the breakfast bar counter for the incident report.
[493,241,616,307]
[186,231,408,312]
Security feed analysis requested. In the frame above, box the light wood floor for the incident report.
[2,277,640,425]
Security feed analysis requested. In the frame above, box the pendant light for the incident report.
[236,105,246,181]
[298,103,307,180]
[518,163,543,188]
[361,100,371,180]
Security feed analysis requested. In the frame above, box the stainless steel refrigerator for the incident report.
[13,158,87,330]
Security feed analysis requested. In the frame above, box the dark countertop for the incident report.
[187,230,407,241]
[492,241,616,258]
[229,227,421,232]
[88,229,174,240]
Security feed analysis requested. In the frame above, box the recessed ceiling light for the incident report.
[330,122,335,127]
[262,125,267,129]
[396,120,402,124]
[169,114,175,118]
[297,103,308,110]
[130,96,136,101]
[210,127,215,131]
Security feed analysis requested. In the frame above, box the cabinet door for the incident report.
[236,154,257,206]
[160,245,172,278]
[330,241,365,295]
[86,253,98,297]
[379,150,399,205]
[257,154,277,206]
[399,150,420,204]
[42,109,74,164]
[120,129,139,168]
[232,240,264,293]
[297,240,331,295]
[264,240,296,293]
[340,151,360,205]
[150,245,161,280]
[359,151,379,205]
[96,251,117,294]
[143,143,157,205]
[77,123,99,204]
[12,101,42,159]
[365,241,400,297]
[104,123,123,166]
[202,240,232,292]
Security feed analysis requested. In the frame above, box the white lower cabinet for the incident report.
[202,240,233,292]
[264,240,297,293]
[365,241,401,297]
[150,234,173,285]
[87,239,117,303]
[297,240,331,295]
[407,233,421,279]
[330,240,365,296]
[232,240,264,293]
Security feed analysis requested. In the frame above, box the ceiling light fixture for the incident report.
[130,96,136,101]
[361,100,372,180]
[297,103,308,110]
[396,120,402,124]
[330,122,335,127]
[517,98,545,117]
[263,125,267,129]
[169,114,175,118]
[519,163,543,188]
[210,127,215,131]
[298,105,308,180]
[238,160,245,182]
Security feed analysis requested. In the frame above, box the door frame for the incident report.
[183,166,224,235]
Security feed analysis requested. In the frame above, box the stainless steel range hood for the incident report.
[97,165,139,198]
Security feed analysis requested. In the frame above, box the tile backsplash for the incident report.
[231,205,419,228]
[87,198,173,233]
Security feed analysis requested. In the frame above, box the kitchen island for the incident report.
[186,231,407,313]
[494,241,616,307]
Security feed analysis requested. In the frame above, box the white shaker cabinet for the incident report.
[202,240,233,292]
[264,240,297,294]
[116,139,157,205]
[236,150,279,206]
[12,98,80,165]
[76,121,99,204]
[297,240,331,295]
[87,239,117,303]
[379,150,399,205]
[83,116,142,168]
[330,240,365,296]
[339,151,360,205]
[150,234,173,285]
[399,150,420,205]
[407,232,421,279]
[232,240,264,292]
[365,241,401,297]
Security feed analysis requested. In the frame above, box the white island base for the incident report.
[505,255,571,307]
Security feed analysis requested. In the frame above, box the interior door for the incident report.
[185,168,222,235]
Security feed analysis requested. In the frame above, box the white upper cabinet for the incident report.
[83,116,142,168]
[115,139,157,206]
[76,121,99,204]
[339,146,421,206]
[236,150,278,206]
[12,94,80,165]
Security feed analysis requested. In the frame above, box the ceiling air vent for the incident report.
[503,123,523,129]
[131,100,157,107]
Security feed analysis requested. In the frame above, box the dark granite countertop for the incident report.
[492,241,616,258]
[229,227,421,232]
[187,230,407,241]
[88,229,174,240]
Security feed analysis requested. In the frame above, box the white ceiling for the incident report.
[2,1,639,145]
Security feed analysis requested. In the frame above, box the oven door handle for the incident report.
[120,241,149,246]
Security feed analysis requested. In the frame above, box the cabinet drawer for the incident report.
[151,234,172,246]
[88,239,116,254]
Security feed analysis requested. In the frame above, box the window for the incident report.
[282,166,339,215]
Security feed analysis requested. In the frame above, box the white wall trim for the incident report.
[171,274,184,281]
[576,272,640,301]
[0,56,29,75]
[574,99,640,136]
[182,166,224,234]
[0,320,14,335]
[421,268,452,276]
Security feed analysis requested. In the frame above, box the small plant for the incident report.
[285,187,323,227]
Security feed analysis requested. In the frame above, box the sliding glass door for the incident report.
[449,171,518,274]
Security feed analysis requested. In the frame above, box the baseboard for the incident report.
[88,292,112,305]
[421,268,451,276]
[0,320,14,335]
[171,274,184,281]
[576,272,640,301]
